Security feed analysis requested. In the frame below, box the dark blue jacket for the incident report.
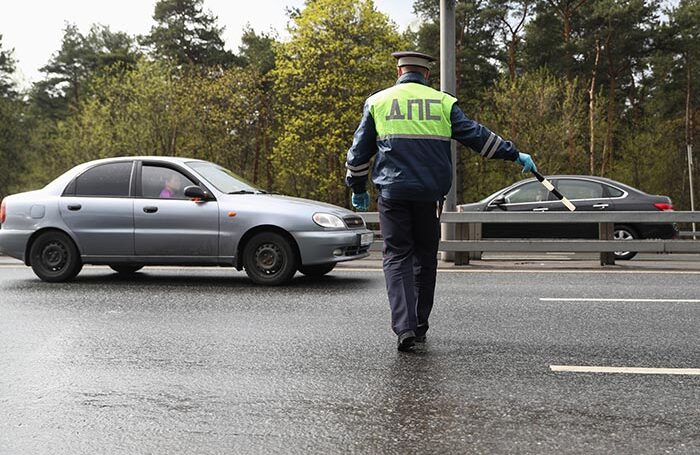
[346,72,520,201]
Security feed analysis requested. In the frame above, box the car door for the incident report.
[133,163,219,258]
[483,180,556,238]
[550,178,614,238]
[59,161,135,256]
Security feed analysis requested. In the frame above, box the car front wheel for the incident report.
[613,225,638,260]
[242,232,297,285]
[29,231,83,282]
[299,262,336,277]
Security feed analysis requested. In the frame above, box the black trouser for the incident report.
[378,196,441,336]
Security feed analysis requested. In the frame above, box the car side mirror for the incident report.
[491,196,508,210]
[184,185,208,201]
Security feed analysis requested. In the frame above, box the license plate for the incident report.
[359,232,373,246]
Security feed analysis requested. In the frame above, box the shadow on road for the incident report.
[4,269,375,291]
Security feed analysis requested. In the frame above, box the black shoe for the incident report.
[415,335,426,343]
[397,330,416,352]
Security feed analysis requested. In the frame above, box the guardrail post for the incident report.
[599,222,615,265]
[469,223,483,260]
[454,221,470,265]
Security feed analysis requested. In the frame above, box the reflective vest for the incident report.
[366,81,457,201]
[369,82,457,142]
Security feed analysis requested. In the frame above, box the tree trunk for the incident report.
[686,52,694,153]
[588,38,600,175]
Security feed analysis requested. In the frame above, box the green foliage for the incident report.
[0,34,17,98]
[33,23,140,119]
[271,0,406,205]
[461,69,599,201]
[412,0,501,112]
[0,97,28,199]
[141,0,240,67]
[27,59,274,190]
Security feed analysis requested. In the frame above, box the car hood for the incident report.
[218,193,355,217]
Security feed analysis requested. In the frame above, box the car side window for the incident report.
[142,165,195,199]
[74,162,133,197]
[604,184,624,197]
[555,179,604,200]
[503,182,550,204]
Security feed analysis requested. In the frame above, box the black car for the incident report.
[458,175,678,260]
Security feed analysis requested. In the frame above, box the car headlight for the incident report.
[313,213,345,229]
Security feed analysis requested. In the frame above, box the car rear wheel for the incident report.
[29,231,83,282]
[299,262,336,277]
[109,265,144,274]
[613,225,638,260]
[242,232,297,285]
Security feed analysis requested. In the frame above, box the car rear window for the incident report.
[74,162,133,197]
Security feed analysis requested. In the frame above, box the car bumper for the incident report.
[0,228,33,263]
[293,229,373,265]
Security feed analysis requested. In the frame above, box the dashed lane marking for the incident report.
[550,365,700,375]
[540,298,700,303]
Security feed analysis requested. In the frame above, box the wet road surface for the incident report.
[1,265,698,454]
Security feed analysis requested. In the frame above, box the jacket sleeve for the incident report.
[345,101,377,194]
[450,104,519,162]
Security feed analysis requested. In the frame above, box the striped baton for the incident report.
[532,170,576,212]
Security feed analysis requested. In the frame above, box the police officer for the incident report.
[345,51,537,352]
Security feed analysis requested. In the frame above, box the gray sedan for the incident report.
[0,157,373,285]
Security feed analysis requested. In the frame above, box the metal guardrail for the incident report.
[360,211,700,223]
[358,211,700,266]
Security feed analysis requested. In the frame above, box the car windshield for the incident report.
[187,161,262,194]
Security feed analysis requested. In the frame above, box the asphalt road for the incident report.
[1,263,698,454]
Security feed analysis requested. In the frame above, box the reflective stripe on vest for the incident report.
[368,82,457,140]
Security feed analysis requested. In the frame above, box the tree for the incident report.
[272,0,406,205]
[34,23,140,118]
[489,0,534,80]
[0,34,17,98]
[238,28,276,75]
[28,59,275,189]
[141,0,240,67]
[588,0,659,175]
[413,0,501,110]
[0,37,27,198]
[471,69,594,201]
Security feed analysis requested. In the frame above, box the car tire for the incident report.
[109,265,144,274]
[613,225,638,260]
[29,231,83,282]
[298,262,336,277]
[242,232,297,285]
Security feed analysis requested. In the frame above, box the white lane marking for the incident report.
[541,298,700,303]
[336,268,700,275]
[550,365,700,375]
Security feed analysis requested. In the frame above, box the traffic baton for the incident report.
[532,170,576,212]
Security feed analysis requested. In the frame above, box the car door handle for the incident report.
[593,203,609,209]
[533,207,549,212]
[67,204,81,211]
[143,206,158,213]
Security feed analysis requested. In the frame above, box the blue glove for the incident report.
[351,192,370,211]
[516,152,537,173]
